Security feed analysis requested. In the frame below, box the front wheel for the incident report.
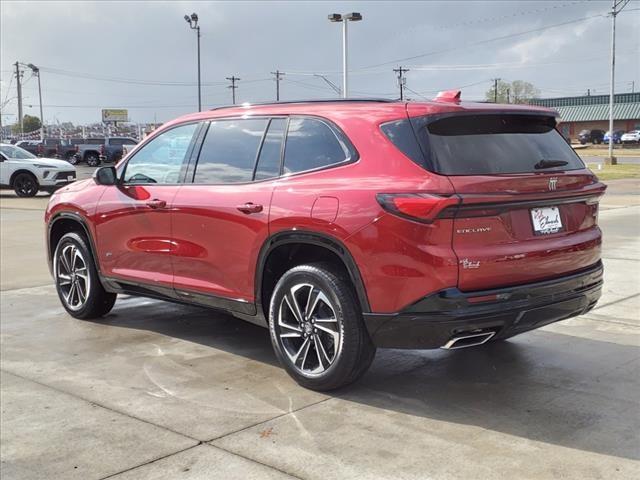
[13,172,39,197]
[54,232,116,319]
[268,263,376,391]
[85,153,100,167]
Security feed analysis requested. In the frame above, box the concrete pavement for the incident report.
[1,179,639,479]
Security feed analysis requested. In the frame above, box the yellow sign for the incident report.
[102,109,128,123]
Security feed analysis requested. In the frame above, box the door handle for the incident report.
[146,199,167,209]
[236,202,263,214]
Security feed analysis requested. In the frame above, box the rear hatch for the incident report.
[409,109,605,291]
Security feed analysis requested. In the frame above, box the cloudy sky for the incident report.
[1,0,638,125]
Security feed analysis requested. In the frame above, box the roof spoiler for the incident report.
[434,90,461,103]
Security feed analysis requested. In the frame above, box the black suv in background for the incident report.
[578,129,605,145]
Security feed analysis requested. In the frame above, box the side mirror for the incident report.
[93,166,118,185]
[0,154,6,162]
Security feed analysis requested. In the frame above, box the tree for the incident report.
[485,80,540,104]
[11,114,41,134]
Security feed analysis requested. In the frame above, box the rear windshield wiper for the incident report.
[534,159,569,169]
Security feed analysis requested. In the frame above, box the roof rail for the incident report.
[209,98,398,111]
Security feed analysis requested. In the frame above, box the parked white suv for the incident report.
[0,144,77,197]
[621,130,640,144]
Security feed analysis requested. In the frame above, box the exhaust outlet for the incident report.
[441,331,496,350]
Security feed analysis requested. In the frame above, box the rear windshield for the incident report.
[382,113,585,176]
[425,114,584,175]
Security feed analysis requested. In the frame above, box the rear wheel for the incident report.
[268,263,376,391]
[13,172,39,197]
[54,232,116,319]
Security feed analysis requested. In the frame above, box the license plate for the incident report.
[531,206,562,235]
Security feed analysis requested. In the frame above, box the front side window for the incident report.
[283,118,350,175]
[0,145,36,160]
[123,123,198,184]
[193,118,269,184]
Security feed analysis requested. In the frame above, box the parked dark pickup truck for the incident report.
[100,137,138,163]
[15,139,61,157]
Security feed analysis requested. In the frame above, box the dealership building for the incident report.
[529,92,640,139]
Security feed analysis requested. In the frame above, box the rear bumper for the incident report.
[364,261,603,349]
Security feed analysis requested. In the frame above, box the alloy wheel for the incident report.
[15,175,37,196]
[275,283,342,376]
[56,244,90,311]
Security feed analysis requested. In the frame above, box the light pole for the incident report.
[184,12,201,112]
[26,64,44,140]
[328,12,362,98]
[607,0,630,163]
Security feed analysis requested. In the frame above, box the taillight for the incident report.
[376,193,460,223]
[100,144,105,155]
[75,145,79,152]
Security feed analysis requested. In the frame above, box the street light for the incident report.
[25,63,44,140]
[184,12,202,112]
[328,12,362,98]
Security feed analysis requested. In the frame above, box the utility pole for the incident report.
[393,66,409,100]
[271,70,284,101]
[507,88,510,104]
[608,0,630,163]
[14,62,23,137]
[226,76,240,104]
[492,78,501,103]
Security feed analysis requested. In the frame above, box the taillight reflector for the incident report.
[377,193,460,223]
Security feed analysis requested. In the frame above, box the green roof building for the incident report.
[529,93,640,140]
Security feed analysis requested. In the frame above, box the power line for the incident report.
[358,13,604,70]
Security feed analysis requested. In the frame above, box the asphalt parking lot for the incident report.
[1,178,638,479]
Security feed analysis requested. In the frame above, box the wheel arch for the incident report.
[48,212,100,276]
[256,231,370,320]
[10,169,38,186]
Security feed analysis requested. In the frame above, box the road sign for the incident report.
[102,109,128,123]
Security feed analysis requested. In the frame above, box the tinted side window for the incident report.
[194,118,268,184]
[87,138,105,145]
[283,118,348,174]
[254,119,286,181]
[124,139,137,145]
[123,123,198,184]
[110,139,124,146]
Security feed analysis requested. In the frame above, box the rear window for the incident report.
[424,114,584,175]
[384,114,585,176]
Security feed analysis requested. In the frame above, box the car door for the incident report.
[0,145,26,185]
[94,122,200,294]
[170,117,285,313]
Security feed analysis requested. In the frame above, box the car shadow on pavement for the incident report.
[100,296,640,461]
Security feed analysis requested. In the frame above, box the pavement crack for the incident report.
[209,444,304,480]
[592,292,640,312]
[206,396,333,443]
[97,444,201,480]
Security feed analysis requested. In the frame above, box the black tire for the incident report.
[268,263,376,391]
[86,153,100,167]
[67,154,80,165]
[53,232,116,319]
[13,172,39,197]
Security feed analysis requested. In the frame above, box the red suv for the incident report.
[45,95,605,390]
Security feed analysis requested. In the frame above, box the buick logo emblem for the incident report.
[548,177,558,191]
